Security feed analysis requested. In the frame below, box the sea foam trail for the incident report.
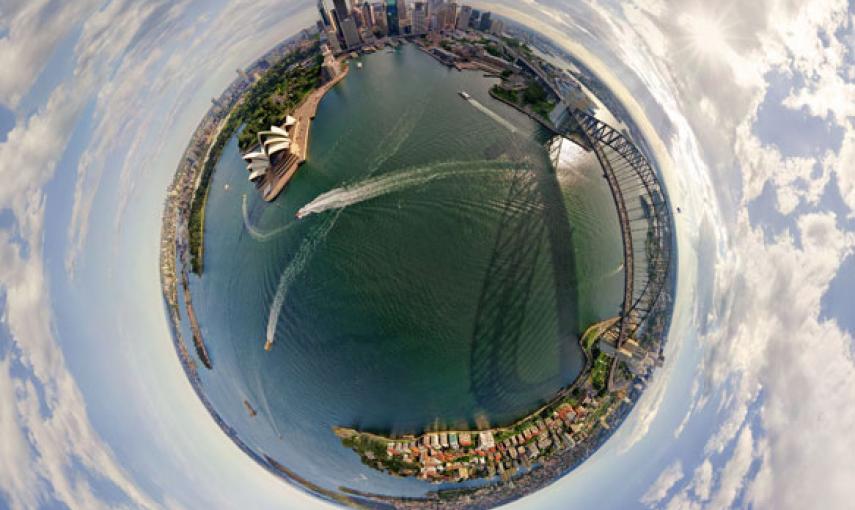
[264,105,426,351]
[242,194,294,242]
[265,212,341,350]
[467,98,518,133]
[297,160,514,218]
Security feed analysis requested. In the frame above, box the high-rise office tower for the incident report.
[469,9,480,29]
[446,2,457,28]
[326,28,342,52]
[385,0,399,35]
[396,0,407,21]
[352,7,364,27]
[333,0,349,21]
[478,11,491,31]
[362,2,374,28]
[318,0,331,27]
[413,2,427,34]
[372,2,388,34]
[341,16,362,48]
[455,5,471,30]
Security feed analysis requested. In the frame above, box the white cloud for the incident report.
[708,426,755,509]
[690,460,713,502]
[0,357,40,510]
[0,0,100,107]
[0,1,191,507]
[641,460,684,507]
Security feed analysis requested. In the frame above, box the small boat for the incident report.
[296,208,308,219]
[356,62,363,69]
[458,91,471,100]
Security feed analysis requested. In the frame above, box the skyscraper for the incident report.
[447,2,458,29]
[341,16,362,48]
[333,0,349,21]
[469,9,480,29]
[385,0,399,35]
[361,2,374,28]
[318,0,331,27]
[396,0,407,21]
[478,11,491,32]
[455,5,471,30]
[412,2,427,34]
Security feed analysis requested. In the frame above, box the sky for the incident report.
[0,0,853,509]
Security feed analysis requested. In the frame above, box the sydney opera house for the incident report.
[242,115,299,185]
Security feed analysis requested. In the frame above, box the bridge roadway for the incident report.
[568,109,673,390]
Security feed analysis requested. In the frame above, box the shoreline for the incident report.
[260,58,351,202]
[335,317,619,441]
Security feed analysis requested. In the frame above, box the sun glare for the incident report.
[679,9,733,62]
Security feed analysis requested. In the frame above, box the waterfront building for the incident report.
[331,9,344,41]
[317,0,331,26]
[478,11,491,31]
[430,433,440,449]
[385,0,399,35]
[333,0,349,20]
[351,7,364,27]
[412,2,427,34]
[241,119,297,182]
[478,431,495,449]
[325,27,342,52]
[469,8,480,29]
[445,2,458,29]
[361,2,374,28]
[490,18,503,35]
[456,5,471,30]
[341,16,362,48]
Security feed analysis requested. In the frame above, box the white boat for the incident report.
[356,62,363,69]
[459,91,471,100]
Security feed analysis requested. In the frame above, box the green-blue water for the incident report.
[182,44,622,497]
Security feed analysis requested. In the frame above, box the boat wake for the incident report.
[467,99,517,133]
[242,194,294,242]
[296,160,516,218]
[606,262,624,278]
[265,212,341,350]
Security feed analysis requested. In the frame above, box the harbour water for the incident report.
[181,44,622,497]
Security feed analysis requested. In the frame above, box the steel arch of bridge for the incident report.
[570,110,673,388]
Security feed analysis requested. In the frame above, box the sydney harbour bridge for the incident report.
[468,97,673,403]
[570,109,673,390]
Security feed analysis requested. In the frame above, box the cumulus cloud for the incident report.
[569,0,855,508]
[0,1,192,507]
[641,460,684,507]
[0,0,100,107]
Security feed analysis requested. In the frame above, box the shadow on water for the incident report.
[469,139,579,418]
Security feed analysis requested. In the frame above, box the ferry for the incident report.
[458,90,471,100]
